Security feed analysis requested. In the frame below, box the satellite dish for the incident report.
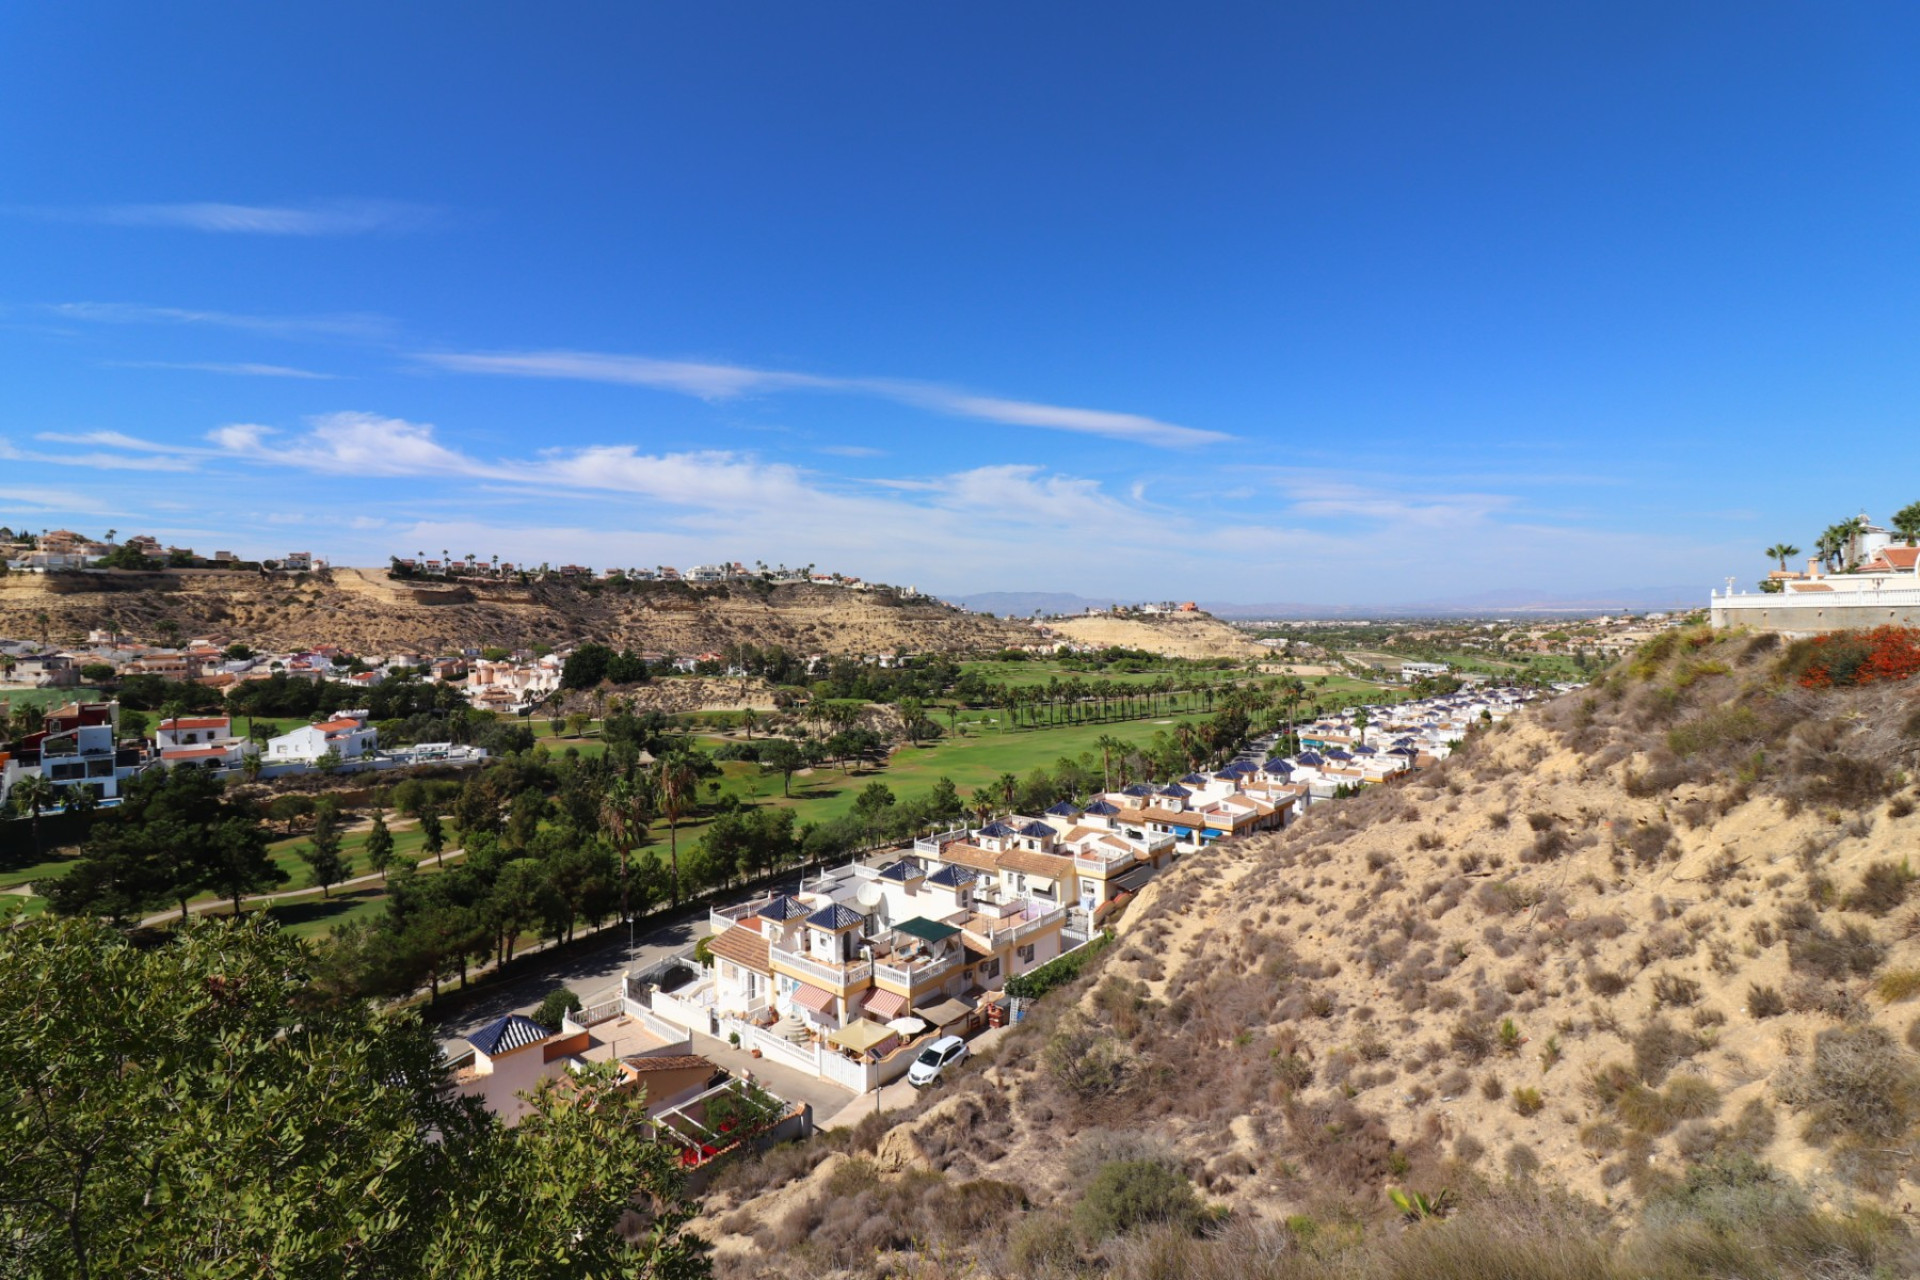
[856,882,885,908]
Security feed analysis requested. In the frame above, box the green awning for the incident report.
[892,916,960,944]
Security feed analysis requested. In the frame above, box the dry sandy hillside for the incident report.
[0,569,1031,657]
[694,627,1920,1279]
[1049,611,1264,659]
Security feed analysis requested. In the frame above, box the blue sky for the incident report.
[3,3,1918,604]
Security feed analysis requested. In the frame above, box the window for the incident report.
[1017,943,1035,964]
[979,958,1000,980]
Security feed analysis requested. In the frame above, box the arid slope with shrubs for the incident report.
[699,626,1920,1279]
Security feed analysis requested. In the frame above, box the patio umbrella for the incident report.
[887,1016,929,1035]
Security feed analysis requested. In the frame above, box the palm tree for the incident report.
[10,774,56,856]
[653,755,698,907]
[600,777,655,928]
[1096,734,1125,791]
[997,772,1019,811]
[1893,502,1920,548]
[1765,542,1801,573]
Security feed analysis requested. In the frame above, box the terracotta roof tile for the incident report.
[707,926,770,973]
[995,848,1075,877]
[937,843,1002,873]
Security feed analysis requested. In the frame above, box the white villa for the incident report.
[154,715,255,771]
[265,712,377,764]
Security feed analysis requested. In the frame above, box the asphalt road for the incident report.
[430,872,816,1057]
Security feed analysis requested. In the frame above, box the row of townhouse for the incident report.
[0,704,396,806]
[647,771,1297,1092]
[1281,685,1545,796]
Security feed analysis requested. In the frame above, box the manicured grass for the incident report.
[264,886,391,939]
[702,710,1224,830]
[254,823,432,894]
[0,851,81,891]
[959,660,1230,689]
[2,894,49,918]
[0,686,108,710]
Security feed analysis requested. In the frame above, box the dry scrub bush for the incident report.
[764,1159,1027,1268]
[1843,859,1916,916]
[1778,901,1885,980]
[1746,984,1787,1018]
[1776,1024,1920,1148]
[1631,1016,1707,1086]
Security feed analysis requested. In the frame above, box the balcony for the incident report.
[873,951,960,990]
[770,944,873,990]
[1073,848,1137,876]
[968,905,1068,949]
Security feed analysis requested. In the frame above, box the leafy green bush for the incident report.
[1073,1159,1202,1242]
[1004,931,1113,1000]
[531,987,582,1031]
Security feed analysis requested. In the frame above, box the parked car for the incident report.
[907,1035,969,1087]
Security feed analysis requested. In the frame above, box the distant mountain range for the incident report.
[948,586,1707,619]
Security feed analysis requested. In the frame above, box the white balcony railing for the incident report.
[873,952,960,988]
[971,905,1068,949]
[770,945,873,989]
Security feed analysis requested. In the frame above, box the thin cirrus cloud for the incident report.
[45,301,393,341]
[414,349,1230,449]
[1,432,199,473]
[18,199,437,236]
[111,360,339,380]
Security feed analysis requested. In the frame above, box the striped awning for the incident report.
[791,983,836,1014]
[862,988,908,1019]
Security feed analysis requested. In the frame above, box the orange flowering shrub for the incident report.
[1791,626,1920,689]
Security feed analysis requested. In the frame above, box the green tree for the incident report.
[268,792,315,836]
[302,801,349,898]
[1764,542,1801,572]
[1352,706,1369,747]
[1893,502,1920,547]
[202,812,287,917]
[532,986,582,1031]
[654,754,700,906]
[48,768,255,923]
[0,915,712,1280]
[365,809,397,882]
[853,780,897,843]
[759,738,803,797]
[9,772,56,857]
[420,808,446,864]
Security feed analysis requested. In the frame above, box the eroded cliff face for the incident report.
[1047,612,1264,659]
[0,568,1033,657]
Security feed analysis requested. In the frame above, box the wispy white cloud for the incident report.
[414,348,1228,449]
[0,484,116,514]
[1277,478,1516,528]
[419,350,823,399]
[111,359,339,379]
[819,444,885,458]
[19,199,437,236]
[45,302,392,341]
[1,434,199,473]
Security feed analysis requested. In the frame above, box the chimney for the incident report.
[1806,556,1822,579]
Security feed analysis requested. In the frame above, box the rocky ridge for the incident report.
[0,568,1033,657]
